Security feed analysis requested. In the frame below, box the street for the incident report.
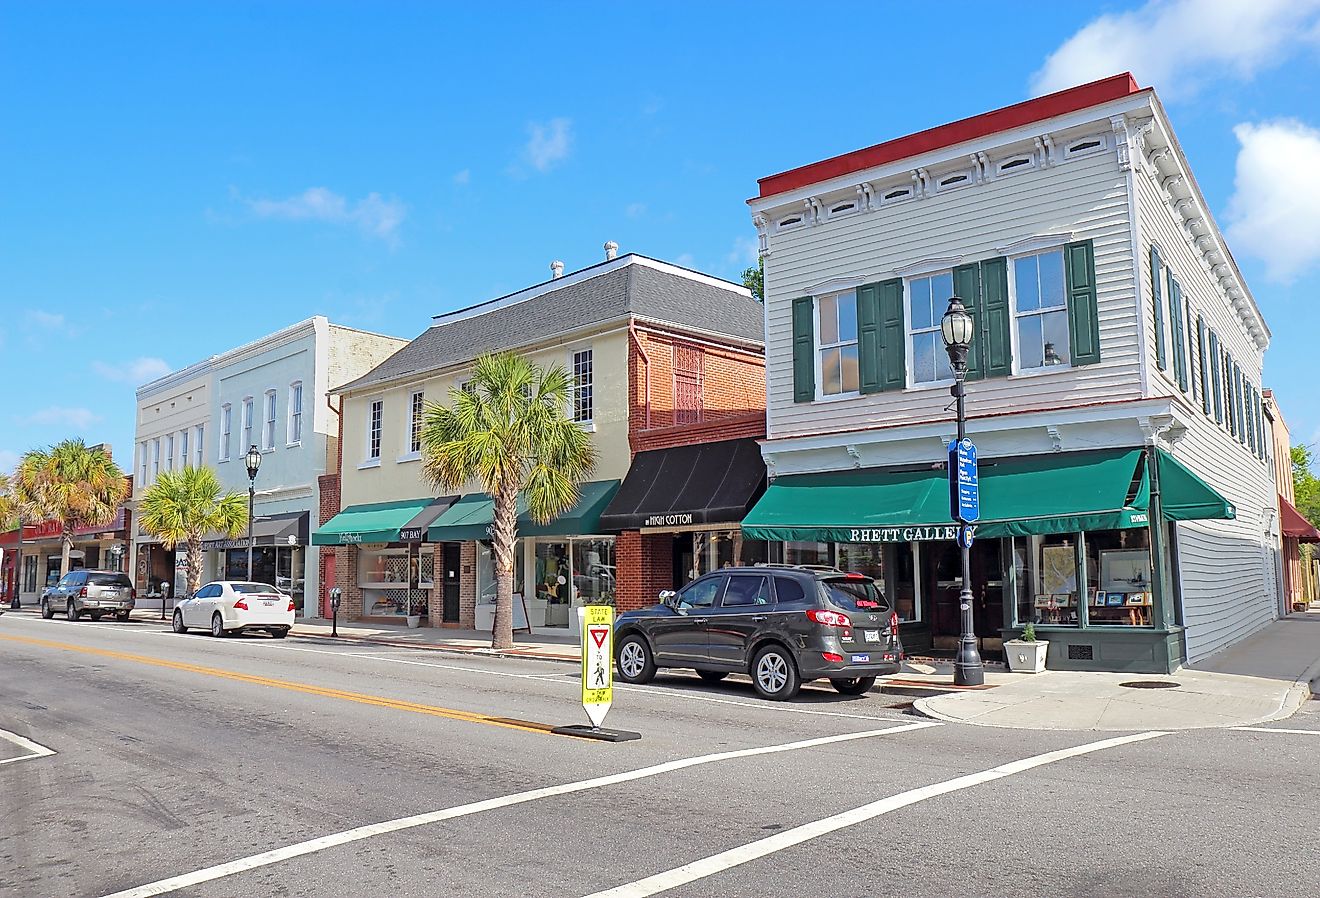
[3,611,1319,898]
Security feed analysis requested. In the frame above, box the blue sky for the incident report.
[3,1,1319,473]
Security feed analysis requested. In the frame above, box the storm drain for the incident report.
[1118,680,1181,689]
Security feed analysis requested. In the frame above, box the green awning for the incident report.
[1158,449,1235,521]
[427,480,621,542]
[741,448,1210,543]
[311,496,455,546]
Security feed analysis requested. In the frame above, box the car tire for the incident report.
[67,602,80,622]
[116,611,130,622]
[697,671,728,684]
[615,634,657,684]
[831,676,877,696]
[751,644,801,701]
[271,628,288,639]
[211,613,225,638]
[172,611,188,634]
[40,600,54,620]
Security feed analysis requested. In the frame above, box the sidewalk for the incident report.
[291,619,584,662]
[914,611,1320,731]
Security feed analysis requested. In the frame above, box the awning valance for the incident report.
[204,511,310,550]
[311,497,456,547]
[427,480,621,542]
[1281,497,1320,543]
[742,448,1234,544]
[598,438,766,531]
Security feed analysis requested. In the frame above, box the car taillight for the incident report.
[79,587,87,597]
[822,652,844,663]
[806,609,852,628]
[287,600,296,612]
[130,588,137,599]
[889,612,900,635]
[234,599,249,611]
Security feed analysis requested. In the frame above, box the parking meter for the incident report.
[329,586,342,637]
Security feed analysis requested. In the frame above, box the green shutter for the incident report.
[1196,316,1211,415]
[1150,246,1167,370]
[857,282,882,394]
[1064,240,1101,366]
[1209,331,1223,423]
[876,278,906,392]
[980,257,1013,378]
[952,263,983,381]
[1169,277,1187,392]
[791,297,815,403]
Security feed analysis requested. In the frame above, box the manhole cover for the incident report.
[1119,680,1181,689]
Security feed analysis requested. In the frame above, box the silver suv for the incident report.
[41,570,136,622]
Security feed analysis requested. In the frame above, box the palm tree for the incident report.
[420,351,597,649]
[13,440,129,579]
[138,466,248,598]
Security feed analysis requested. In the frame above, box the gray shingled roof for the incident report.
[336,257,763,394]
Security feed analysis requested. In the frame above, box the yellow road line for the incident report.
[0,633,557,737]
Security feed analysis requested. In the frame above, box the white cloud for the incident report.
[452,169,471,185]
[727,235,759,269]
[91,356,172,385]
[21,406,101,429]
[674,252,697,269]
[0,449,18,474]
[1226,119,1320,282]
[245,187,406,242]
[1031,0,1320,98]
[26,309,65,328]
[625,202,647,219]
[523,118,573,172]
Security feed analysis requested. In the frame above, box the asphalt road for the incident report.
[2,610,1318,898]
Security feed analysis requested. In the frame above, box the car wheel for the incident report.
[697,671,728,684]
[67,602,80,622]
[211,613,225,638]
[751,644,801,701]
[116,611,130,622]
[172,611,188,634]
[615,634,656,684]
[831,676,877,696]
[271,628,288,639]
[40,600,54,620]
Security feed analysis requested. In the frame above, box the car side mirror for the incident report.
[658,590,677,607]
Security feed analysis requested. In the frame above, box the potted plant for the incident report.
[1003,622,1049,673]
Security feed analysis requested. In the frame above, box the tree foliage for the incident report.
[419,351,597,649]
[742,257,764,302]
[1293,445,1320,526]
[138,466,248,597]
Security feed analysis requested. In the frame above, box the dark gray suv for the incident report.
[614,565,904,701]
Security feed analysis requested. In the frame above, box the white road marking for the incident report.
[580,730,1169,898]
[1230,726,1320,735]
[99,721,940,898]
[0,728,56,766]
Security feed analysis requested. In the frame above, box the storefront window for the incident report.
[571,539,616,605]
[836,541,924,620]
[23,556,37,593]
[1085,529,1154,627]
[536,542,572,626]
[691,530,770,579]
[357,547,430,617]
[1011,535,1081,626]
[784,541,831,567]
[478,540,524,605]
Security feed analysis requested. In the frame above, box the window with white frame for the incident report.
[165,434,174,472]
[179,430,188,469]
[409,390,425,454]
[151,438,160,481]
[194,424,204,467]
[288,381,303,445]
[220,404,232,461]
[263,390,276,450]
[908,271,954,385]
[572,348,593,423]
[1011,249,1071,371]
[817,290,859,396]
[367,399,383,461]
[241,398,254,453]
[139,441,148,486]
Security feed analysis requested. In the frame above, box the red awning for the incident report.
[1281,498,1320,543]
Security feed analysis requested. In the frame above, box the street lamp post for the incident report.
[245,444,262,581]
[941,296,985,687]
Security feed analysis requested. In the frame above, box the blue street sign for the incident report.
[948,438,980,523]
[958,525,975,549]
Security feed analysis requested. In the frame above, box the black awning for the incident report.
[599,438,766,531]
[201,511,310,550]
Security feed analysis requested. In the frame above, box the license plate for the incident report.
[864,629,880,643]
[851,654,870,663]
[261,601,276,607]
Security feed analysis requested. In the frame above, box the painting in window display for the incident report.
[1086,529,1154,626]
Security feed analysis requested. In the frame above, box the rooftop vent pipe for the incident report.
[604,240,619,261]
[550,260,564,279]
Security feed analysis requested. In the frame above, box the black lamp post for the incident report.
[941,296,985,687]
[245,444,262,580]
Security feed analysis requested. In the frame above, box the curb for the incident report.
[288,630,580,665]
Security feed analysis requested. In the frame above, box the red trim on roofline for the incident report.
[755,73,1144,200]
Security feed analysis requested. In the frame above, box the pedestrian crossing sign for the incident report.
[579,605,613,728]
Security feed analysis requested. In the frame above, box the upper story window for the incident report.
[1208,331,1223,424]
[139,441,148,486]
[1063,134,1107,160]
[409,390,425,454]
[1012,250,1070,371]
[827,200,858,219]
[262,390,277,451]
[996,154,1036,177]
[241,398,254,453]
[817,290,859,396]
[936,170,973,192]
[775,214,804,232]
[572,348,593,423]
[220,404,232,461]
[151,438,160,481]
[674,344,705,425]
[289,382,303,445]
[908,271,954,385]
[367,399,383,461]
[179,430,188,469]
[164,434,174,472]
[194,424,205,467]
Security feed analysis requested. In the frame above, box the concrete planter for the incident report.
[1004,639,1049,673]
[406,614,422,629]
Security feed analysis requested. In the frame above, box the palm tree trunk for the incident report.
[186,536,204,598]
[60,525,72,578]
[491,484,519,650]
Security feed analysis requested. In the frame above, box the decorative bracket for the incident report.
[845,445,861,468]
[1046,425,1063,452]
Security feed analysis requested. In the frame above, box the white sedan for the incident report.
[172,581,295,639]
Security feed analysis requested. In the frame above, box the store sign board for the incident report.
[578,605,613,729]
[399,528,425,542]
[846,526,968,543]
[643,513,694,528]
[949,439,980,523]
